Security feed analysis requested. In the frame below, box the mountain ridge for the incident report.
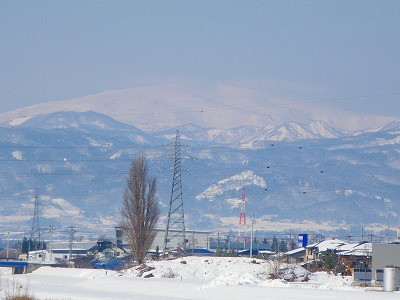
[0,111,399,237]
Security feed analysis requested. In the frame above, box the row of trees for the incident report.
[269,236,297,253]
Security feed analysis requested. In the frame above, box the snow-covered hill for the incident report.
[241,121,351,148]
[0,111,399,236]
[196,171,267,202]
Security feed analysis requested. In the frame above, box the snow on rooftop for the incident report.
[305,240,372,257]
[307,239,347,252]
[337,242,372,256]
[284,247,305,256]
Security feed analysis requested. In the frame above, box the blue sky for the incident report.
[0,1,399,117]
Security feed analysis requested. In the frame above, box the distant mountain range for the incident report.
[0,84,397,131]
[0,111,399,240]
[155,120,352,148]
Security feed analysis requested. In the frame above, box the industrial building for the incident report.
[371,243,400,284]
[115,227,211,254]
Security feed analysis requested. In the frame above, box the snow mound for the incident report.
[126,256,313,289]
[127,257,272,281]
[122,256,365,293]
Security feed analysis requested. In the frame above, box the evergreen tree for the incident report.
[289,239,297,250]
[279,239,288,252]
[320,249,344,273]
[271,236,279,253]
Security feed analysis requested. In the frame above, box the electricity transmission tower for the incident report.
[163,130,187,254]
[29,188,41,254]
[236,189,248,249]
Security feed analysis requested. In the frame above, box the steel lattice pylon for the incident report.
[30,188,41,253]
[163,130,186,254]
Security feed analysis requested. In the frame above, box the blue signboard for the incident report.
[298,234,308,247]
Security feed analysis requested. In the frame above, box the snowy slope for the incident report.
[196,171,267,201]
[241,121,350,148]
[155,120,350,147]
[2,257,398,300]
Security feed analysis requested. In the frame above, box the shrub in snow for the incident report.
[161,268,175,278]
[279,264,310,282]
[136,264,155,277]
[1,277,37,300]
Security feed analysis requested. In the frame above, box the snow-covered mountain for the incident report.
[241,121,350,148]
[0,84,397,131]
[9,111,133,131]
[155,120,350,148]
[0,111,399,237]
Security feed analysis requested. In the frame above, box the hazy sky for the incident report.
[0,1,399,117]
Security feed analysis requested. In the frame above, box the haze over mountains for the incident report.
[0,84,397,131]
[0,108,399,239]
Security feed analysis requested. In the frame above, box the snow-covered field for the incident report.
[1,257,399,299]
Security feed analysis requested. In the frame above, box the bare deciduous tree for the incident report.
[120,154,159,264]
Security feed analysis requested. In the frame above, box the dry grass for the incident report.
[7,297,37,300]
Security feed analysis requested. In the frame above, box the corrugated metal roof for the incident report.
[51,241,97,251]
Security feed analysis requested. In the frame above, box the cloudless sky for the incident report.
[0,0,399,116]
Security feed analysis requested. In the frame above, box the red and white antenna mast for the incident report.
[237,189,248,248]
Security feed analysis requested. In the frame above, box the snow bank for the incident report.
[126,257,310,286]
[2,258,399,299]
[126,257,364,292]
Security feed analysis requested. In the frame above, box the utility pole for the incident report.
[346,227,351,243]
[29,188,41,259]
[41,228,45,262]
[6,231,10,260]
[250,212,254,258]
[361,226,364,242]
[49,225,55,263]
[67,226,76,266]
[217,231,220,254]
[387,225,390,244]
